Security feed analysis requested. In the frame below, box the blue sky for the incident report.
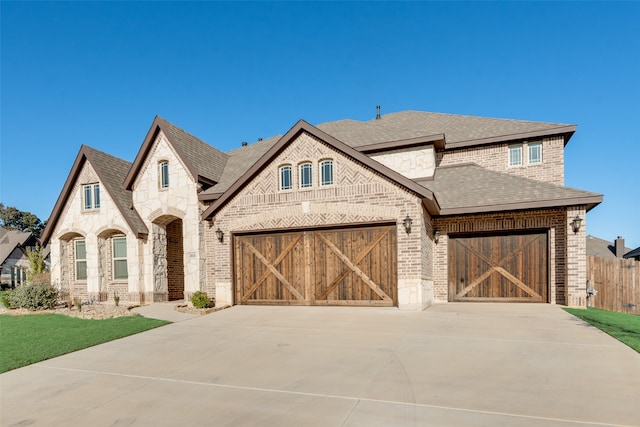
[1,1,639,248]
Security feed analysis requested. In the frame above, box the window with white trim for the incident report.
[528,142,542,164]
[159,161,169,189]
[112,236,128,280]
[75,239,87,280]
[279,165,292,190]
[320,159,333,186]
[508,145,522,167]
[299,162,313,188]
[82,183,100,210]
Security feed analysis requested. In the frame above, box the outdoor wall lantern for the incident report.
[570,215,583,234]
[403,215,413,234]
[215,228,224,243]
[434,229,441,244]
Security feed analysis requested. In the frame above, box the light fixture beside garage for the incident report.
[434,229,440,244]
[403,215,412,234]
[215,227,224,243]
[570,215,583,233]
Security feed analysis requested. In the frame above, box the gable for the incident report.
[202,120,439,220]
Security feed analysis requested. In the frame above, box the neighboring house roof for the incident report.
[586,235,632,259]
[416,163,602,215]
[0,228,34,266]
[124,116,228,189]
[41,145,148,244]
[624,247,640,260]
[317,111,576,150]
[201,120,440,219]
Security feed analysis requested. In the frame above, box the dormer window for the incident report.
[528,142,542,164]
[508,145,522,167]
[82,183,100,210]
[320,159,333,186]
[299,162,313,188]
[279,165,292,190]
[159,161,169,189]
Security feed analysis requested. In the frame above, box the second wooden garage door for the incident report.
[448,231,548,302]
[234,225,397,306]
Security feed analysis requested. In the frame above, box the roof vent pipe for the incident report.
[615,236,625,257]
[241,141,248,147]
[376,105,381,120]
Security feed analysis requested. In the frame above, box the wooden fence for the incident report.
[587,256,640,314]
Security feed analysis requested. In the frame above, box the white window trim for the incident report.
[319,159,334,186]
[299,162,313,189]
[279,165,293,191]
[82,183,100,210]
[508,145,522,167]
[112,236,128,280]
[75,239,87,281]
[159,160,169,189]
[528,142,542,164]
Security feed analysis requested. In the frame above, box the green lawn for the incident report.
[0,314,169,373]
[564,307,640,353]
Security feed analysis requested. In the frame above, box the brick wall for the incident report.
[433,208,567,304]
[437,136,564,185]
[166,219,184,300]
[206,132,431,309]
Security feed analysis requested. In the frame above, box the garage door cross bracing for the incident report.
[234,225,397,306]
[448,231,548,302]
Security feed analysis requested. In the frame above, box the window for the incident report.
[75,239,87,280]
[112,236,128,280]
[83,184,100,210]
[159,161,169,188]
[279,165,292,190]
[320,160,333,186]
[508,145,522,167]
[528,142,542,164]
[299,162,313,188]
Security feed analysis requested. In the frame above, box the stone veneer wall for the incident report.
[206,132,433,310]
[433,208,568,305]
[370,146,436,179]
[437,136,564,185]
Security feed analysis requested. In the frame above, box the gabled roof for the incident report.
[624,247,640,260]
[416,163,603,215]
[201,120,439,219]
[124,116,228,190]
[0,228,35,265]
[586,235,631,259]
[318,111,576,150]
[41,145,148,245]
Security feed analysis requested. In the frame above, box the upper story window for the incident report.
[75,239,87,280]
[299,162,313,188]
[528,142,542,164]
[279,165,292,190]
[508,145,522,167]
[112,236,128,280]
[83,183,100,210]
[159,161,169,189]
[320,160,334,186]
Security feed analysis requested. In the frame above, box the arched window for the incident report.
[159,161,169,188]
[299,162,313,188]
[320,159,333,186]
[279,165,292,190]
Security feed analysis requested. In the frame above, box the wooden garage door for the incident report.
[234,225,397,306]
[448,231,548,302]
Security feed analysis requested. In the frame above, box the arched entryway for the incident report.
[152,215,185,301]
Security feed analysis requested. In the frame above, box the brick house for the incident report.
[41,110,602,309]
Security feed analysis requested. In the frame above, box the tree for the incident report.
[0,202,46,237]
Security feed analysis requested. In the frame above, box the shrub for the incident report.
[191,291,211,309]
[1,291,13,309]
[114,291,120,307]
[31,272,51,286]
[74,297,82,312]
[8,283,59,311]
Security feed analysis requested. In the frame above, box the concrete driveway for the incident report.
[1,304,639,427]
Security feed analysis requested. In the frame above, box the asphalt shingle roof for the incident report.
[0,229,33,265]
[586,235,631,259]
[417,163,602,214]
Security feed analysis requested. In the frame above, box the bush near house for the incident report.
[191,291,212,308]
[7,282,59,311]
